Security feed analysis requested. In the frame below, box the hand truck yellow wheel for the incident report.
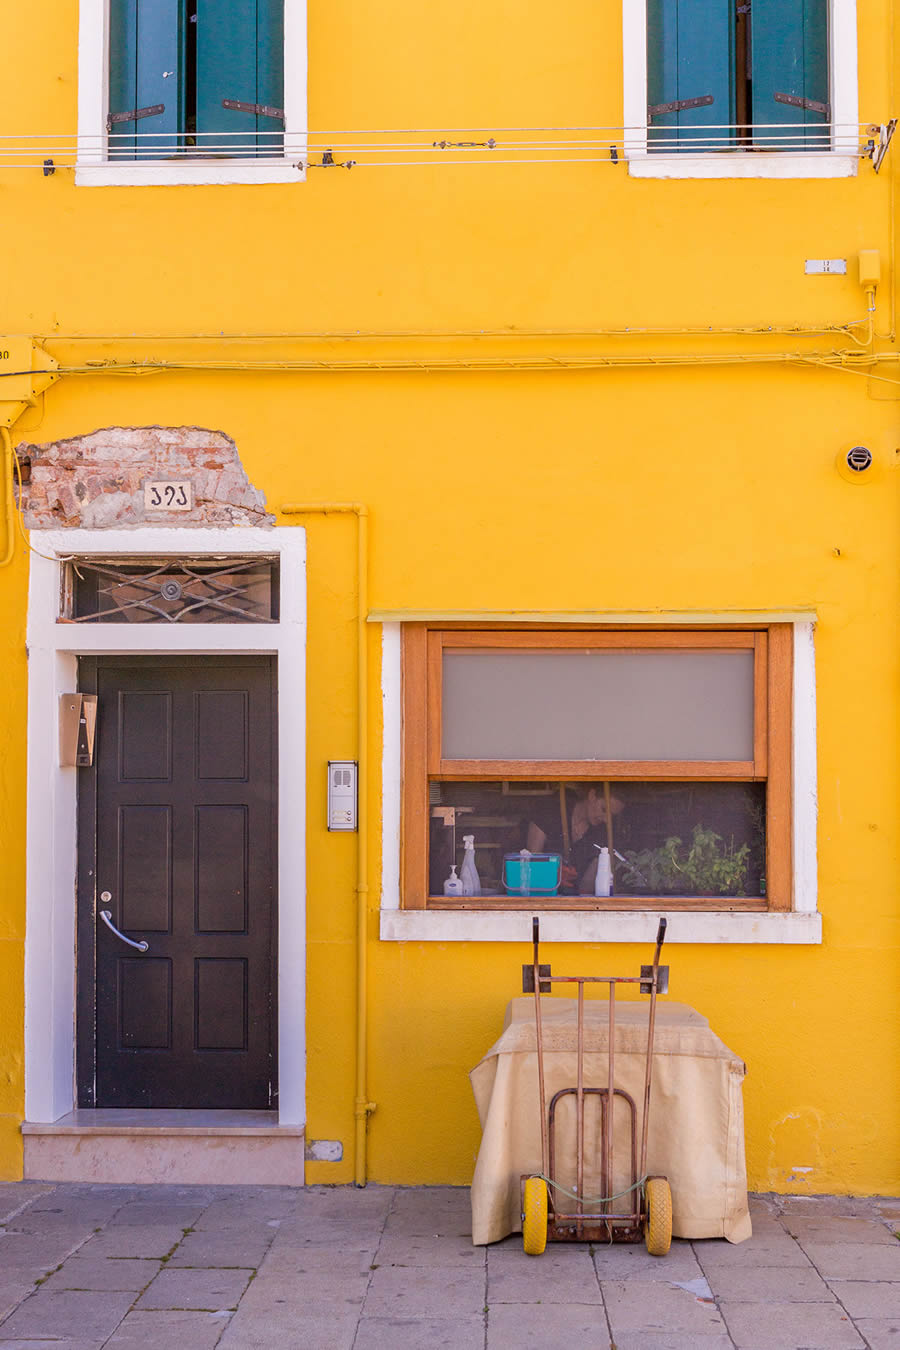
[644,1176,673,1256]
[522,1175,548,1256]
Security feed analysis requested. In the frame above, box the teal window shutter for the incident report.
[108,0,184,160]
[647,0,735,151]
[196,0,285,156]
[751,0,829,148]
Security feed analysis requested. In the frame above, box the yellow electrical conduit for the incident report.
[34,349,900,377]
[28,313,876,341]
[2,323,897,567]
[279,503,375,1188]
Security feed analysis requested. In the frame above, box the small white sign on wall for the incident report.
[143,481,193,512]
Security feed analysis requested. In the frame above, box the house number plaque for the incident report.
[143,481,193,512]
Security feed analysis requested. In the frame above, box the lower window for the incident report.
[402,626,792,911]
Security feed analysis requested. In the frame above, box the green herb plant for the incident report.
[618,824,750,897]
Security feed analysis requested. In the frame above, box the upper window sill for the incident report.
[75,159,305,188]
[626,152,858,180]
[380,909,822,944]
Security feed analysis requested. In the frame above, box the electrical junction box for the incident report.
[328,760,358,831]
[858,250,881,286]
[59,693,98,766]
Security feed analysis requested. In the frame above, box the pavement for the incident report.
[0,1184,897,1349]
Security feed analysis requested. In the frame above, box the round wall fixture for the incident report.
[846,446,873,472]
[836,445,877,483]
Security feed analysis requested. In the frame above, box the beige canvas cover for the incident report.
[469,997,752,1246]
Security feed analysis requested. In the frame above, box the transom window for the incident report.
[108,0,284,160]
[402,627,792,911]
[647,0,829,152]
[60,557,279,623]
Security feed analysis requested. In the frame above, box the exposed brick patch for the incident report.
[18,427,275,529]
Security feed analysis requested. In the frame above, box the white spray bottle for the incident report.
[460,834,481,897]
[594,844,612,897]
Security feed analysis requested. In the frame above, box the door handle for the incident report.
[99,904,149,952]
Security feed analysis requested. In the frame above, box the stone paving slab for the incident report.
[601,1278,729,1337]
[486,1302,612,1349]
[108,1203,207,1228]
[105,1309,230,1349]
[39,1257,161,1292]
[134,1267,252,1311]
[165,1230,274,1269]
[781,1195,894,1217]
[353,1316,486,1349]
[853,1317,900,1348]
[0,1288,135,1342]
[803,1241,900,1280]
[608,1336,733,1350]
[692,1232,813,1268]
[374,1230,485,1266]
[0,1341,106,1350]
[0,1232,89,1271]
[363,1265,486,1319]
[0,1182,897,1347]
[0,1184,55,1224]
[217,1306,360,1349]
[76,1224,188,1260]
[827,1280,900,1317]
[238,1268,371,1311]
[704,1263,836,1302]
[489,1250,603,1304]
[783,1214,899,1243]
[720,1299,866,1347]
[591,1237,705,1281]
[0,1283,40,1322]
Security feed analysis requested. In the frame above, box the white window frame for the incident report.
[622,0,859,179]
[76,0,307,186]
[378,615,821,944]
[24,526,307,1125]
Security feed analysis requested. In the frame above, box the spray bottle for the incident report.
[460,834,481,897]
[594,844,612,897]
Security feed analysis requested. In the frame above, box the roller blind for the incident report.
[441,649,755,761]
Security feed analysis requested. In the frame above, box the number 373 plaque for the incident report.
[143,481,193,512]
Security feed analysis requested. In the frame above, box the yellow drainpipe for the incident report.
[280,502,375,1186]
[0,426,17,568]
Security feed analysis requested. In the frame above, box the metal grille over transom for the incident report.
[61,558,279,624]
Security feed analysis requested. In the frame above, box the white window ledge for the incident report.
[380,910,822,945]
[75,160,305,188]
[626,152,857,180]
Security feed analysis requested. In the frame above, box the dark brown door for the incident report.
[77,657,277,1109]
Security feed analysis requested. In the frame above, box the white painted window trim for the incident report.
[24,526,307,1125]
[379,619,821,944]
[75,0,307,187]
[622,0,859,179]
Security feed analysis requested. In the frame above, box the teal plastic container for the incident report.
[502,853,562,897]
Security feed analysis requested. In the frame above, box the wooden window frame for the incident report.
[401,624,793,914]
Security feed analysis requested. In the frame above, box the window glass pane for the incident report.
[441,649,754,761]
[66,559,278,623]
[428,780,766,900]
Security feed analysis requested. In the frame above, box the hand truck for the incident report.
[520,916,672,1257]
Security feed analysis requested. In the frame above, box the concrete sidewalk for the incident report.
[0,1184,897,1349]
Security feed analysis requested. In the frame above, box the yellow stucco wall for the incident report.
[0,0,897,1192]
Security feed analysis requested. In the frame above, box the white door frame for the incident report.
[24,526,307,1125]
